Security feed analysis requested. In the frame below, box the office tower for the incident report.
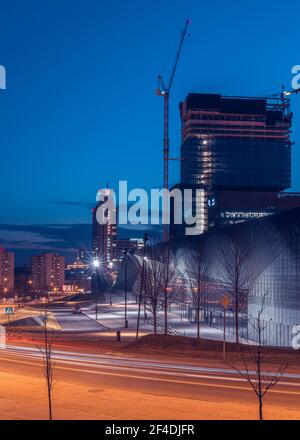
[170,92,298,239]
[0,247,14,294]
[180,93,291,190]
[31,253,65,293]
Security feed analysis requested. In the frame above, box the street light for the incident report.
[136,233,149,341]
[108,261,114,306]
[123,249,129,328]
[92,258,100,269]
[90,256,102,320]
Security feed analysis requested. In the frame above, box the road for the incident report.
[1,301,299,418]
[1,344,300,413]
[49,305,107,333]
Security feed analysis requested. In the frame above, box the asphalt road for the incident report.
[1,344,300,412]
[49,305,106,332]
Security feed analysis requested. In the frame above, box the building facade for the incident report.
[123,208,300,347]
[180,93,291,190]
[64,252,90,293]
[113,238,144,263]
[207,190,300,228]
[31,253,65,293]
[92,189,117,269]
[0,247,14,295]
[170,184,208,240]
[170,92,298,239]
[181,207,300,347]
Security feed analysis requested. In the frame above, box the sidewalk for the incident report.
[82,294,242,343]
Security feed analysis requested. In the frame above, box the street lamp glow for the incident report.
[92,258,100,269]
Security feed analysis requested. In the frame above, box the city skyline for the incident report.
[0,1,299,424]
[1,0,300,262]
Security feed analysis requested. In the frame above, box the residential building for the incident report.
[0,247,14,295]
[31,253,65,293]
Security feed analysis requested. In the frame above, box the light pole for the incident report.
[108,261,113,306]
[92,257,101,321]
[136,233,149,341]
[143,257,148,320]
[124,249,129,328]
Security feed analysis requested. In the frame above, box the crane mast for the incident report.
[156,19,191,242]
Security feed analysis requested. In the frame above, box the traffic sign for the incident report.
[5,307,14,315]
[221,295,230,309]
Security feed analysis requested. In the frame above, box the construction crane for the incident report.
[156,19,191,242]
[283,87,300,97]
[269,86,300,116]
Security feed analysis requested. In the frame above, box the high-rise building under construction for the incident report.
[180,93,292,191]
[170,92,300,239]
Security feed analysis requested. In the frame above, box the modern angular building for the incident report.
[120,208,300,347]
[179,207,300,347]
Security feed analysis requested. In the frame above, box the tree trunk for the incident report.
[164,289,168,335]
[196,307,200,339]
[258,395,263,421]
[47,383,53,420]
[153,309,157,334]
[136,258,146,341]
[257,344,263,420]
[44,318,53,420]
[235,295,239,344]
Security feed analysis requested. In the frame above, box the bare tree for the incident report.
[39,305,55,420]
[220,236,252,344]
[228,293,289,420]
[183,247,211,339]
[136,242,179,335]
[143,243,164,334]
[136,233,149,340]
[160,247,179,335]
[105,269,115,306]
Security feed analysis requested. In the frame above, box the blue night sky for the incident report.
[0,0,300,263]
